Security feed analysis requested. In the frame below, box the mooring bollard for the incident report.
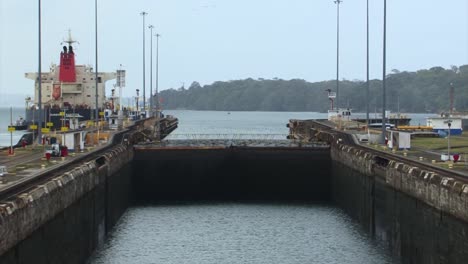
[403,152,407,157]
[432,160,436,164]
[419,157,424,161]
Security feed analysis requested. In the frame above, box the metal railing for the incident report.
[165,133,289,140]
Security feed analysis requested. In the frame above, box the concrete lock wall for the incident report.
[132,147,332,202]
[330,143,468,263]
[0,145,133,264]
[3,126,468,264]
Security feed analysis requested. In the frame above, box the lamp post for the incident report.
[26,97,36,147]
[155,33,161,140]
[37,0,42,145]
[449,82,454,115]
[111,88,115,112]
[155,33,160,117]
[116,64,125,117]
[95,0,99,125]
[148,24,154,117]
[381,0,387,143]
[334,0,342,108]
[136,89,140,118]
[9,107,13,155]
[140,11,148,116]
[448,122,451,160]
[366,0,370,127]
[444,120,452,161]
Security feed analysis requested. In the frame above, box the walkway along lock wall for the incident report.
[0,145,133,264]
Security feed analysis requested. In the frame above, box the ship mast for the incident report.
[61,29,78,47]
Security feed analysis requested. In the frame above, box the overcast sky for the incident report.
[0,0,467,102]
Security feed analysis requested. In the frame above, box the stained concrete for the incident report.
[332,160,468,263]
[0,146,133,264]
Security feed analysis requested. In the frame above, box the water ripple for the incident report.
[88,203,399,264]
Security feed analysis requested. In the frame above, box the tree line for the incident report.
[158,65,468,113]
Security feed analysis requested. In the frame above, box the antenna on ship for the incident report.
[61,29,79,47]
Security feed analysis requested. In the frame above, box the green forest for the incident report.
[158,65,468,113]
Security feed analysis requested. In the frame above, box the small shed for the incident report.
[108,114,123,130]
[59,130,86,151]
[386,130,411,150]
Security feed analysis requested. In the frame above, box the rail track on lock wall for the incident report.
[321,122,468,183]
[0,130,129,202]
[164,133,290,140]
[366,145,468,182]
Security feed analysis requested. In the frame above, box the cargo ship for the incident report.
[24,32,116,129]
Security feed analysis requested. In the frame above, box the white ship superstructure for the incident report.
[25,64,115,110]
[24,32,116,127]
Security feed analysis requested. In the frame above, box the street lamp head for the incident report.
[140,11,148,16]
[334,0,342,4]
[148,24,154,29]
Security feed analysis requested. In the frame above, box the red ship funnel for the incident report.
[59,45,76,82]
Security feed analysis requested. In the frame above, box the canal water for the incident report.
[89,203,398,264]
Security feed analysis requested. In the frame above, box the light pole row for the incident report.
[141,12,161,118]
[333,0,387,144]
[36,0,100,144]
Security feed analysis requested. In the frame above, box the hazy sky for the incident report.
[0,0,467,102]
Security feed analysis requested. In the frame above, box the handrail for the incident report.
[165,133,289,140]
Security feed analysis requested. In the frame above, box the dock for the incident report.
[0,115,178,199]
